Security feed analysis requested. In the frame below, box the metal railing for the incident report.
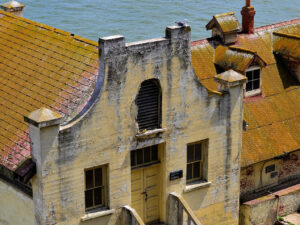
[122,205,145,225]
[168,192,202,225]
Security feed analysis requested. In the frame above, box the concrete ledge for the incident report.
[135,128,167,138]
[81,209,115,221]
[184,181,212,193]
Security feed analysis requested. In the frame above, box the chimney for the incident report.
[1,1,25,17]
[241,0,256,34]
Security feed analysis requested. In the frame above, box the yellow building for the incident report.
[0,1,247,224]
[191,1,300,224]
[0,1,299,225]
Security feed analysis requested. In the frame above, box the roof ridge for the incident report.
[229,46,257,54]
[273,31,300,39]
[214,12,235,18]
[254,18,300,32]
[193,18,300,47]
[0,9,98,47]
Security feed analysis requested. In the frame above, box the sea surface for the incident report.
[20,0,299,42]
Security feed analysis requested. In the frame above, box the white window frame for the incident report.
[244,66,261,97]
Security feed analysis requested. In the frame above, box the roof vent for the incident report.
[1,1,25,17]
[206,12,241,45]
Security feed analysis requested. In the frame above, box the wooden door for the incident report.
[131,164,160,224]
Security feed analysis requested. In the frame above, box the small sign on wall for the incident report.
[170,170,183,181]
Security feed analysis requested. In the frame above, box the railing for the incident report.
[168,192,202,225]
[122,205,145,225]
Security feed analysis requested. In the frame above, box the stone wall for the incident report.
[240,183,300,225]
[240,150,300,197]
[0,179,34,225]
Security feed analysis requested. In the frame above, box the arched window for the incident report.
[136,79,161,131]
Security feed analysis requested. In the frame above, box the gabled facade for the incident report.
[0,3,246,225]
[0,1,299,225]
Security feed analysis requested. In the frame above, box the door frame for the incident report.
[130,144,163,224]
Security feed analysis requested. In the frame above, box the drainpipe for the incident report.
[275,194,280,218]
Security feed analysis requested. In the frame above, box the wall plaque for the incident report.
[170,170,183,181]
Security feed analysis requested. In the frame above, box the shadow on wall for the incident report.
[275,54,299,89]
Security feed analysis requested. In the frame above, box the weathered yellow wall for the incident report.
[0,179,34,225]
[239,184,300,225]
[240,150,300,197]
[29,27,244,225]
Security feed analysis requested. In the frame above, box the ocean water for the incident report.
[20,0,300,42]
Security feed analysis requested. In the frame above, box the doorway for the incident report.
[131,145,160,224]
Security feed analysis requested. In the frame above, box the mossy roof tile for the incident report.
[0,10,98,170]
[192,18,300,167]
[206,12,240,33]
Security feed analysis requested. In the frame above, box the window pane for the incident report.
[85,190,93,208]
[246,71,252,81]
[144,147,151,163]
[95,168,102,187]
[195,144,202,160]
[94,187,102,206]
[131,151,136,167]
[86,170,94,189]
[137,149,143,165]
[246,82,252,92]
[193,162,200,179]
[253,69,260,79]
[187,164,193,180]
[187,145,194,163]
[152,145,158,161]
[253,80,260,90]
[265,164,275,173]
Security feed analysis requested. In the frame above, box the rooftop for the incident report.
[0,10,99,170]
[192,18,300,167]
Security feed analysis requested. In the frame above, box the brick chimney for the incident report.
[1,1,25,17]
[241,0,256,34]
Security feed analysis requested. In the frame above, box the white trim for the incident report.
[81,209,115,221]
[184,181,212,193]
[245,66,261,72]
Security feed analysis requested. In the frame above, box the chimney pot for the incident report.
[246,0,251,7]
[241,0,256,34]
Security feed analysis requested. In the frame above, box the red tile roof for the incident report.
[0,10,99,171]
[191,18,300,167]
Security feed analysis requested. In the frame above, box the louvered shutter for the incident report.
[136,80,161,130]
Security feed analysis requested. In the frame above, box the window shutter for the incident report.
[136,79,161,130]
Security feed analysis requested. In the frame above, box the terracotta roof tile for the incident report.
[191,19,300,167]
[0,10,99,171]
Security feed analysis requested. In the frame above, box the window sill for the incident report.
[244,89,261,98]
[135,128,167,138]
[184,181,212,193]
[81,209,115,221]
